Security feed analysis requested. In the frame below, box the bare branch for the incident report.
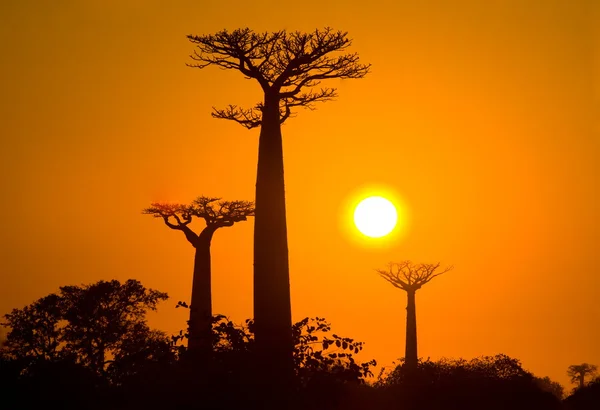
[190,196,255,228]
[212,104,262,129]
[187,28,284,90]
[142,203,193,230]
[187,27,370,127]
[282,87,338,111]
[376,261,453,292]
[143,202,200,246]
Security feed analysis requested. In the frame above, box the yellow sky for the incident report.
[1,0,598,388]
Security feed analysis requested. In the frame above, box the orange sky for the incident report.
[1,0,598,389]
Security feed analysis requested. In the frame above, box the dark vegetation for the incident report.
[1,279,597,409]
[2,26,597,410]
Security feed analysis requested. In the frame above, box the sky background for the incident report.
[1,0,598,389]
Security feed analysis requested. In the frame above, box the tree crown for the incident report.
[568,363,598,386]
[143,196,255,230]
[187,27,371,128]
[1,279,170,379]
[376,261,453,291]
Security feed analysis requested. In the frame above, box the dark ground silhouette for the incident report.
[1,279,597,410]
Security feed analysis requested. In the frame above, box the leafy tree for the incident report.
[378,355,561,410]
[166,312,376,410]
[534,376,565,400]
[568,363,598,390]
[186,27,370,388]
[143,196,253,357]
[1,293,64,363]
[171,312,376,385]
[376,261,452,373]
[1,279,169,381]
[379,354,531,387]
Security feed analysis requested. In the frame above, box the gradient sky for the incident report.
[1,0,598,388]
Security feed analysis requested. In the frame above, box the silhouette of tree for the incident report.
[1,293,64,363]
[186,27,370,391]
[376,355,562,410]
[376,261,453,373]
[1,279,169,380]
[568,363,598,390]
[143,196,254,357]
[564,377,600,410]
[534,376,565,400]
[379,354,530,387]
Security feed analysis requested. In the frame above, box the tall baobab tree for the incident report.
[568,363,598,389]
[377,261,453,373]
[186,28,370,383]
[143,196,254,357]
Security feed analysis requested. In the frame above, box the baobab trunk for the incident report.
[405,289,418,372]
[253,94,294,385]
[188,227,216,356]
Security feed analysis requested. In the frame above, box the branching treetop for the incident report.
[143,196,254,231]
[187,27,371,128]
[376,261,453,292]
[567,363,598,385]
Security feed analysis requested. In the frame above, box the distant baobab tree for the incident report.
[568,363,598,389]
[186,27,370,386]
[143,196,254,357]
[377,261,453,374]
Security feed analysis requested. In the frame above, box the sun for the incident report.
[353,196,398,238]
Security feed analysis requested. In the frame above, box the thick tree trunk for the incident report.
[404,289,418,373]
[188,227,216,357]
[253,94,294,395]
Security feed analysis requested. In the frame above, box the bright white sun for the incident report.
[353,196,398,238]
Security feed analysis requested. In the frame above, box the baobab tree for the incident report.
[186,28,370,383]
[568,363,598,389]
[143,196,254,357]
[376,261,453,373]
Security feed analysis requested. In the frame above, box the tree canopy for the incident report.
[1,279,170,380]
[376,261,453,291]
[187,27,371,127]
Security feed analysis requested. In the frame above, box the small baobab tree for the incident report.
[568,363,598,389]
[376,261,453,373]
[143,196,254,357]
[186,27,370,384]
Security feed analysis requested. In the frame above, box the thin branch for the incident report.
[212,105,262,129]
[186,27,370,127]
[376,261,452,291]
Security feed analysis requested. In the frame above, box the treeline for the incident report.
[1,279,598,410]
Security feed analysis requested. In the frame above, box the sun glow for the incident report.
[353,196,398,238]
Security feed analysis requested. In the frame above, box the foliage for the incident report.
[568,363,598,389]
[1,293,64,362]
[534,376,565,400]
[1,279,170,382]
[379,354,532,387]
[292,317,375,385]
[170,308,376,386]
[374,355,562,410]
[564,377,600,410]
